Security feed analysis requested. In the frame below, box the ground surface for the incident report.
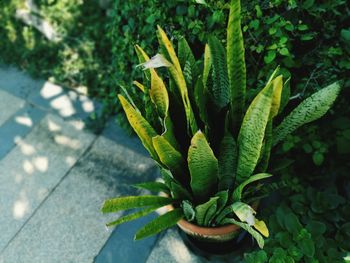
[0,65,239,263]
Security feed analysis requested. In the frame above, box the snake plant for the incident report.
[102,0,340,248]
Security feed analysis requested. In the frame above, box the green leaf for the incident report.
[222,218,265,248]
[208,36,230,110]
[152,135,186,181]
[236,79,275,183]
[312,152,324,166]
[149,69,169,118]
[195,197,219,226]
[106,206,159,227]
[194,76,208,123]
[203,44,211,89]
[118,95,159,161]
[135,44,151,82]
[135,208,184,240]
[134,182,170,194]
[232,173,272,201]
[231,202,257,225]
[101,195,174,213]
[212,190,229,220]
[279,47,289,56]
[178,37,196,87]
[157,26,198,135]
[182,200,195,222]
[188,131,219,201]
[170,182,192,201]
[244,250,268,263]
[273,82,341,146]
[227,0,246,129]
[284,213,303,234]
[218,133,237,190]
[204,201,218,226]
[264,50,276,64]
[256,121,273,173]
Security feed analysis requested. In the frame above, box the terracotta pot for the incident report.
[176,218,241,242]
[168,201,259,243]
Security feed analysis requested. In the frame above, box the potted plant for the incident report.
[101,0,340,251]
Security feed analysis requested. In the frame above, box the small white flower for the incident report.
[137,54,172,70]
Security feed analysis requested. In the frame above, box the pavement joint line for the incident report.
[144,230,167,262]
[0,132,100,255]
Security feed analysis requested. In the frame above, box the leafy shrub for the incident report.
[244,186,350,263]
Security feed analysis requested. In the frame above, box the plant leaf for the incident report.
[232,173,272,201]
[227,0,246,130]
[101,195,174,213]
[255,120,273,173]
[254,219,269,237]
[270,75,283,119]
[231,202,256,226]
[204,200,218,226]
[106,206,159,227]
[195,197,219,226]
[170,182,192,201]
[152,135,186,181]
[203,44,211,89]
[194,76,208,124]
[135,208,184,240]
[222,218,265,248]
[118,95,159,161]
[182,200,196,222]
[208,35,230,110]
[135,44,151,82]
[157,26,198,135]
[212,190,229,222]
[149,69,169,118]
[133,80,146,93]
[218,132,237,190]
[178,37,197,88]
[236,80,274,183]
[273,82,340,146]
[188,131,219,201]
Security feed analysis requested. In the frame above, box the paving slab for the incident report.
[0,114,95,252]
[102,117,149,157]
[0,90,25,127]
[94,211,159,263]
[0,103,46,160]
[0,136,157,263]
[0,66,44,99]
[146,228,203,263]
[0,66,102,121]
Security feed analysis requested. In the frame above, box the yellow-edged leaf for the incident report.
[188,131,218,201]
[236,81,274,183]
[270,75,283,119]
[254,219,269,237]
[133,80,146,93]
[118,94,159,161]
[150,70,169,118]
[157,25,182,73]
[152,135,185,180]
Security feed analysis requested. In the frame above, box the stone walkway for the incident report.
[0,65,242,263]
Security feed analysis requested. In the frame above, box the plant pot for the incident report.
[167,202,258,255]
[177,226,253,257]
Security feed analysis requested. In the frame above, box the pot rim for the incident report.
[167,201,259,237]
[177,218,240,235]
[167,204,240,236]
